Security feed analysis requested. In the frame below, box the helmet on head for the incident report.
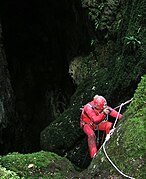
[93,95,107,110]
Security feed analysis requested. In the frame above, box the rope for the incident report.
[113,98,133,129]
[101,98,135,179]
[114,98,133,110]
[103,142,135,179]
[112,102,123,129]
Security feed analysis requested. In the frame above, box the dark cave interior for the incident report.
[0,0,91,154]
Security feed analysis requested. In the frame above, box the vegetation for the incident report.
[0,151,79,178]
[0,165,20,179]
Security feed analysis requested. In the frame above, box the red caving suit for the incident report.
[80,101,122,158]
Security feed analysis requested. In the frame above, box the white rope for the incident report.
[103,142,135,179]
[100,98,135,179]
[112,102,123,129]
[114,98,133,110]
[113,98,133,129]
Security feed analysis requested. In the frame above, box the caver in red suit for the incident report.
[80,95,122,158]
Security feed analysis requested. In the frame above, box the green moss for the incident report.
[0,165,20,179]
[105,75,145,178]
[0,151,79,178]
[106,75,146,178]
[118,76,146,178]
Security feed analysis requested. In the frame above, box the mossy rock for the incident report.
[79,75,146,178]
[0,151,79,178]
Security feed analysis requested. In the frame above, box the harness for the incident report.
[81,104,96,129]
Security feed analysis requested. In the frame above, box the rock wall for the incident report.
[0,21,15,154]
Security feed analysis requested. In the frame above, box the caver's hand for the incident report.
[103,108,112,115]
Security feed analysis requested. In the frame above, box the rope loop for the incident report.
[100,98,135,178]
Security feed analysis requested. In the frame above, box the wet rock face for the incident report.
[0,0,91,153]
[0,22,15,154]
